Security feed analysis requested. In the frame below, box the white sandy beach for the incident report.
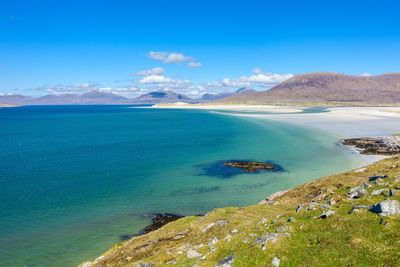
[155,104,400,164]
[155,104,400,138]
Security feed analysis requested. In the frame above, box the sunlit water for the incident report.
[0,105,364,266]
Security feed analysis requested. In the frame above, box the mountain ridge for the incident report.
[218,72,400,105]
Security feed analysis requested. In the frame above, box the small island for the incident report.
[223,160,276,172]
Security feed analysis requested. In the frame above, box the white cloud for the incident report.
[37,83,100,94]
[98,86,140,97]
[203,68,293,92]
[136,67,164,76]
[139,75,172,84]
[246,68,294,86]
[187,61,202,68]
[0,92,14,96]
[360,72,372,77]
[148,51,202,68]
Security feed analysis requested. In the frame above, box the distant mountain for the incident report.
[0,94,34,105]
[30,91,131,105]
[218,72,400,105]
[0,90,194,105]
[131,90,194,104]
[199,87,255,102]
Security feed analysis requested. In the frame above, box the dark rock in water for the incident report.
[141,213,184,234]
[199,160,283,178]
[343,137,400,155]
[224,160,278,172]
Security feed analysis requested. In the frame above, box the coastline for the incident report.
[81,155,400,267]
[0,103,19,108]
[154,104,400,165]
[80,105,400,266]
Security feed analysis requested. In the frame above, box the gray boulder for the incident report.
[319,210,336,219]
[370,200,400,216]
[371,189,389,196]
[347,186,367,199]
[216,255,235,267]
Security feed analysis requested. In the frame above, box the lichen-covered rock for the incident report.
[371,189,389,196]
[350,204,372,214]
[347,186,367,199]
[319,210,336,219]
[187,249,202,259]
[370,200,400,216]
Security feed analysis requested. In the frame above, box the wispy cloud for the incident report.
[136,67,164,76]
[203,68,293,92]
[148,51,202,68]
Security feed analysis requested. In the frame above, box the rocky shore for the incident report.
[81,153,400,267]
[343,136,400,155]
[140,213,184,235]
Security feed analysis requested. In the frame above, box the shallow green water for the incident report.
[0,105,363,266]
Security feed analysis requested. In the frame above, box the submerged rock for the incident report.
[370,200,400,216]
[224,160,278,172]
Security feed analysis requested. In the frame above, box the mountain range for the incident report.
[2,72,400,106]
[0,90,196,105]
[219,72,400,105]
[0,87,250,106]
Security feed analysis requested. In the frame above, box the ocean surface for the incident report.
[0,105,364,266]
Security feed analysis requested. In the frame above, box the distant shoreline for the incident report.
[154,104,400,165]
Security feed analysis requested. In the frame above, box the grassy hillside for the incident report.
[81,156,400,267]
[218,72,400,106]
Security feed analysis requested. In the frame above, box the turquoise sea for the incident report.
[0,105,364,266]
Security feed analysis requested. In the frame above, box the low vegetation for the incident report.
[82,156,400,267]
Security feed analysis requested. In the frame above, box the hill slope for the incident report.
[81,156,400,267]
[219,73,400,105]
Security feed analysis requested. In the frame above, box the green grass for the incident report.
[81,156,400,267]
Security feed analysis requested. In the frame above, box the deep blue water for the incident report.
[0,105,363,266]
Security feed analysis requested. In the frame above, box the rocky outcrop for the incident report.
[343,136,400,155]
[80,156,400,267]
[223,160,277,172]
[140,213,184,234]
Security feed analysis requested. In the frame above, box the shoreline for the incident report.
[80,105,400,266]
[81,155,400,266]
[155,104,400,165]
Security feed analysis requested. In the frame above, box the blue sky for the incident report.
[1,0,399,97]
